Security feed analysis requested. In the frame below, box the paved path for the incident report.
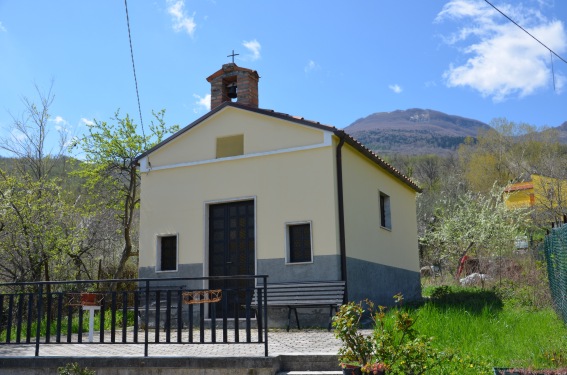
[0,329,347,357]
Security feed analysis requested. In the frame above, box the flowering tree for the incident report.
[421,184,530,272]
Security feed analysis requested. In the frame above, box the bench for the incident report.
[136,286,186,330]
[252,281,346,331]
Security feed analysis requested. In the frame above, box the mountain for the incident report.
[554,121,567,143]
[344,108,492,155]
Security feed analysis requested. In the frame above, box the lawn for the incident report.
[410,285,567,374]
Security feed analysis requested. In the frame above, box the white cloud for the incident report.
[436,0,567,101]
[10,129,26,142]
[193,93,211,113]
[242,39,261,61]
[389,84,403,94]
[81,118,94,126]
[304,60,320,73]
[0,22,6,32]
[50,115,69,132]
[166,0,196,37]
[52,115,66,125]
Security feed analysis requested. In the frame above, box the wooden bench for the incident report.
[135,285,186,330]
[252,281,346,331]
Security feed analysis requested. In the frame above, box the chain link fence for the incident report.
[544,225,567,323]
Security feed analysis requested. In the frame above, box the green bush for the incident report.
[58,362,95,375]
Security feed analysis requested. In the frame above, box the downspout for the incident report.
[335,131,348,302]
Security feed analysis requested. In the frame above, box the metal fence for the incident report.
[0,275,268,357]
[544,225,567,324]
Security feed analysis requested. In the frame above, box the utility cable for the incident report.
[124,0,146,141]
[551,51,556,91]
[484,0,567,65]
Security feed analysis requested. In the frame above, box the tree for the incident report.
[0,171,81,284]
[421,184,529,273]
[458,120,515,193]
[0,83,83,285]
[73,110,178,280]
[0,82,70,181]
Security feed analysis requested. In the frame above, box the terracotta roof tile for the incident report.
[504,182,534,192]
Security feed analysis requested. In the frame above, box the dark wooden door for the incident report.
[209,200,255,317]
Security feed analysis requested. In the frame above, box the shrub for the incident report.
[58,362,95,375]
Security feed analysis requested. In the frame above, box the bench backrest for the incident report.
[253,281,345,306]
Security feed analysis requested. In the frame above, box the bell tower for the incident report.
[207,63,260,110]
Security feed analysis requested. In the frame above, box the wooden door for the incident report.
[208,200,255,317]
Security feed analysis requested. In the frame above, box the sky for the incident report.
[0,0,566,157]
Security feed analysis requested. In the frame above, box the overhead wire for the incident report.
[124,0,146,141]
[483,0,567,65]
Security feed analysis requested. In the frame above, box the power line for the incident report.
[124,0,146,139]
[484,0,567,65]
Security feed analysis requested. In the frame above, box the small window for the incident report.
[286,222,312,263]
[379,192,391,229]
[157,235,178,272]
[216,134,244,158]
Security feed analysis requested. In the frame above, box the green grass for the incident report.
[411,285,567,373]
[0,309,135,342]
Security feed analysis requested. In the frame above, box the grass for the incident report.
[0,309,135,342]
[409,285,567,373]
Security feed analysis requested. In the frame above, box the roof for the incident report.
[135,102,421,193]
[206,63,259,82]
[504,181,534,193]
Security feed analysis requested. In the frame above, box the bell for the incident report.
[227,85,238,99]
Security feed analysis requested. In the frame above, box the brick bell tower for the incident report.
[206,63,260,110]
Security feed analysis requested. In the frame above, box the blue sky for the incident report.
[0,0,566,157]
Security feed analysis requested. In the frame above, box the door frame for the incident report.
[203,196,257,292]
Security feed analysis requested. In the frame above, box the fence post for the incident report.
[34,283,43,357]
[144,280,150,357]
[263,275,268,357]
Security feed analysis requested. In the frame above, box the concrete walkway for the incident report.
[0,329,343,358]
[0,329,355,374]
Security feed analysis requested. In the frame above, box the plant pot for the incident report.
[342,364,362,375]
[80,292,100,306]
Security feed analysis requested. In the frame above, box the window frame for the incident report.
[379,191,392,230]
[285,221,313,265]
[156,233,179,273]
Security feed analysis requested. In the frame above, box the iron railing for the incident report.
[0,275,269,356]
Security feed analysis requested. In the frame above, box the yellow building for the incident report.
[504,175,567,225]
[504,181,535,209]
[135,63,422,309]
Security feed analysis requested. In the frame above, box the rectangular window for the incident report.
[216,134,244,158]
[286,222,312,263]
[157,234,178,272]
[379,191,391,229]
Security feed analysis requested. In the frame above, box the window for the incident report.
[216,134,244,158]
[286,222,312,263]
[157,234,178,272]
[379,192,391,229]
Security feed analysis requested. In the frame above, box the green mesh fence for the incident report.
[544,225,567,324]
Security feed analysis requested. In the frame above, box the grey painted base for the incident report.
[139,263,204,290]
[257,255,341,283]
[346,257,421,306]
[138,256,421,328]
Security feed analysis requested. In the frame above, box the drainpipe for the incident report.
[335,131,348,302]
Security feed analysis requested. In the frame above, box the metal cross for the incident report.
[227,50,239,63]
